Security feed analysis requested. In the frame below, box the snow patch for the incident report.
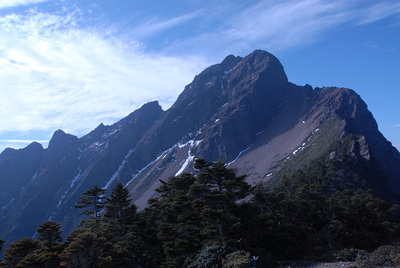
[125,139,203,186]
[194,140,202,146]
[125,141,187,187]
[175,152,194,177]
[175,140,202,176]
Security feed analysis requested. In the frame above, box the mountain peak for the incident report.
[2,50,400,248]
[240,49,288,84]
[48,129,78,150]
[220,54,242,70]
[138,100,162,113]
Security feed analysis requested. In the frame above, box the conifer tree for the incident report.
[153,173,200,267]
[74,184,106,218]
[61,228,106,268]
[104,182,135,223]
[194,159,250,243]
[15,221,65,268]
[150,159,252,266]
[36,221,63,246]
[3,237,39,267]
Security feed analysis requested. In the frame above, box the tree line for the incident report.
[1,156,400,267]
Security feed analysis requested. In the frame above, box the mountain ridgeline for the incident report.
[1,49,400,247]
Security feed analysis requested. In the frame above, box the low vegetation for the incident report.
[1,152,400,267]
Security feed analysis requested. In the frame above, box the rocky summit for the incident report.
[1,50,399,245]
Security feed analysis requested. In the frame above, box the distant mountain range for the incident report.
[1,50,399,246]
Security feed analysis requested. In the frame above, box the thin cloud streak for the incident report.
[0,0,49,9]
[355,1,400,25]
[130,10,202,40]
[164,0,400,57]
[166,0,350,55]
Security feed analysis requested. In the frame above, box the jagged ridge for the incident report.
[0,50,399,248]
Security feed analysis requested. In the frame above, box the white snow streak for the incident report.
[175,140,196,176]
[228,145,252,166]
[255,129,265,136]
[125,139,203,186]
[2,198,14,210]
[125,158,156,187]
[103,148,134,190]
[53,165,92,212]
[31,170,39,180]
[286,128,320,161]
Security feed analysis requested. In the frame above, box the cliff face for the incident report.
[1,50,399,245]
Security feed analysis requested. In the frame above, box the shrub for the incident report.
[357,244,400,267]
[222,250,251,268]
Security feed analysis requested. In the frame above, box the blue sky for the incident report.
[0,0,399,153]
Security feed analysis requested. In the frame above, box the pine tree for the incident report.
[36,221,62,246]
[17,221,64,268]
[74,185,106,218]
[193,159,250,243]
[3,237,39,267]
[60,228,106,268]
[104,182,135,223]
[150,159,252,267]
[149,173,201,266]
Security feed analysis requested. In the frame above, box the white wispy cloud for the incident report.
[164,0,400,57]
[1,0,400,149]
[130,10,202,40]
[0,9,208,137]
[355,1,400,25]
[0,0,49,9]
[225,0,348,50]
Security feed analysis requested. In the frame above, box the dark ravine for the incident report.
[1,50,399,246]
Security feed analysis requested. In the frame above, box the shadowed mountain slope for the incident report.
[1,50,399,246]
